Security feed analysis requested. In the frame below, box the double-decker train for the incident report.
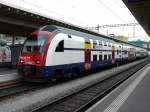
[18,25,148,82]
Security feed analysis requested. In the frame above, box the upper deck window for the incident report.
[99,41,102,46]
[68,35,72,38]
[55,40,64,52]
[108,43,111,47]
[104,42,107,46]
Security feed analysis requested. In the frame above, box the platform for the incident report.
[86,63,150,112]
[0,68,20,83]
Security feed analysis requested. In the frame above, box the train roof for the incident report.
[39,25,147,49]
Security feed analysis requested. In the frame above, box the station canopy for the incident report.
[123,0,150,36]
[0,2,96,37]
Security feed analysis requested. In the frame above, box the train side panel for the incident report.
[45,33,85,76]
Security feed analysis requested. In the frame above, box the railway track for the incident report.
[0,81,39,100]
[0,68,16,74]
[0,80,56,100]
[0,80,23,89]
[0,78,71,101]
[33,58,150,112]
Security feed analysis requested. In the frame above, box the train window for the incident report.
[104,54,107,60]
[99,41,102,45]
[93,55,97,61]
[117,50,119,55]
[68,35,72,38]
[104,42,107,46]
[55,40,64,52]
[99,55,103,61]
[108,43,111,47]
[124,50,127,54]
[108,54,111,59]
[23,34,49,53]
[93,43,97,46]
[85,41,90,44]
[96,40,99,45]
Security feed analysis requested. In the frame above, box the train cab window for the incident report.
[99,55,103,61]
[93,55,97,61]
[23,34,49,53]
[55,40,64,52]
[108,54,111,59]
[104,54,107,60]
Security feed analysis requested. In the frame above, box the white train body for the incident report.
[18,25,148,81]
[46,33,85,66]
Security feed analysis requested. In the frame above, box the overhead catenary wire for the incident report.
[87,23,139,29]
[97,0,127,23]
[86,23,139,37]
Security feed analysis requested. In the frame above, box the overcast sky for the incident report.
[1,0,150,41]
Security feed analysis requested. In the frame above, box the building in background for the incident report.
[129,39,144,48]
[113,35,128,42]
[112,34,150,51]
[0,34,26,45]
[0,33,26,67]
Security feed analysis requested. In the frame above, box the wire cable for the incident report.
[97,0,127,23]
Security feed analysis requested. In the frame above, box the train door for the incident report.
[84,49,91,71]
[112,45,115,64]
[120,44,123,61]
[84,40,92,71]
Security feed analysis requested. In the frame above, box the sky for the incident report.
[1,0,150,41]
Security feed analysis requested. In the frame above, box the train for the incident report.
[0,42,11,67]
[18,25,148,82]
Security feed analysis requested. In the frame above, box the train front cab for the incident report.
[18,31,56,82]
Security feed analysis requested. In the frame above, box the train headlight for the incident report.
[20,60,24,63]
[35,60,40,64]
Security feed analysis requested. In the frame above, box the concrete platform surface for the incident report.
[0,69,20,83]
[86,62,150,112]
